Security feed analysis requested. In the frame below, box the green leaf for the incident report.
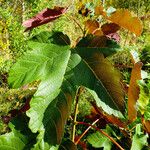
[137,80,150,120]
[0,115,37,150]
[8,42,70,88]
[7,31,124,149]
[87,126,112,150]
[8,35,71,148]
[76,36,121,57]
[63,54,124,118]
[75,47,125,115]
[31,31,71,46]
[131,124,148,150]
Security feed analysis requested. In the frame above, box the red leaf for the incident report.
[23,6,67,31]
[101,23,120,35]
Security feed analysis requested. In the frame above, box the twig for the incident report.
[68,16,85,35]
[71,86,84,142]
[75,118,100,145]
[76,121,125,150]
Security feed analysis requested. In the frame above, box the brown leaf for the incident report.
[84,20,103,36]
[22,7,67,31]
[101,23,120,35]
[128,62,143,122]
[142,118,150,134]
[95,6,107,17]
[108,9,142,36]
[92,103,127,128]
[89,36,107,47]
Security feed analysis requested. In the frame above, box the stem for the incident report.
[76,121,125,150]
[71,87,84,142]
[69,16,84,35]
[75,118,100,145]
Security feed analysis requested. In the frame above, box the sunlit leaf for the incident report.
[76,49,125,114]
[142,119,150,134]
[131,124,148,150]
[76,36,121,57]
[95,6,107,17]
[137,80,150,115]
[84,20,103,36]
[22,7,67,31]
[108,9,143,36]
[128,62,143,122]
[87,125,113,149]
[0,115,37,150]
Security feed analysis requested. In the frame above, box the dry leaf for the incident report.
[142,118,150,134]
[128,62,143,122]
[95,6,107,17]
[84,20,103,36]
[108,9,142,36]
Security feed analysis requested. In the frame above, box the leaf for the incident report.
[87,125,112,149]
[8,33,71,149]
[76,36,121,57]
[31,31,71,45]
[108,9,143,36]
[7,31,124,149]
[131,124,148,150]
[76,47,125,115]
[8,42,70,88]
[101,23,120,35]
[128,62,143,122]
[142,119,150,134]
[92,104,127,128]
[137,80,150,116]
[84,20,103,36]
[22,7,67,31]
[0,115,37,150]
[95,6,107,17]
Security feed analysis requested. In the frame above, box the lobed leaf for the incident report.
[76,47,125,114]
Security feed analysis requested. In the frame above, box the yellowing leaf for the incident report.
[95,6,107,17]
[108,9,142,36]
[128,62,143,122]
[84,20,103,36]
[142,119,150,134]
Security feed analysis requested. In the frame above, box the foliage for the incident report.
[0,0,149,150]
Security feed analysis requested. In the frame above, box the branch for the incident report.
[76,121,125,150]
[71,86,84,142]
[75,118,100,145]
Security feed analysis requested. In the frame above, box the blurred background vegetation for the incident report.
[0,0,149,134]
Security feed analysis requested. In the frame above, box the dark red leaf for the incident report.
[23,6,67,31]
[101,23,120,35]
